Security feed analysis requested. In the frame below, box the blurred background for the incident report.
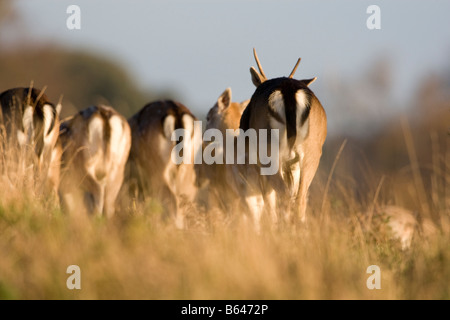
[1,0,449,215]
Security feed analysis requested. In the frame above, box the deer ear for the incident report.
[302,77,317,86]
[163,114,175,139]
[217,88,232,112]
[250,67,265,87]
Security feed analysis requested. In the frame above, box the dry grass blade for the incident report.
[367,175,386,229]
[400,117,431,220]
[320,138,347,216]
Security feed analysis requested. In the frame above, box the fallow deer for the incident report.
[58,105,131,218]
[239,49,327,226]
[0,86,61,193]
[203,88,249,213]
[127,100,199,229]
[203,88,278,232]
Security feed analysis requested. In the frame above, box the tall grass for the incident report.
[0,121,449,300]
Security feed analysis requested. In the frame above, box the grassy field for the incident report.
[0,124,449,300]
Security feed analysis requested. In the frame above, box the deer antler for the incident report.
[253,48,267,80]
[288,58,301,79]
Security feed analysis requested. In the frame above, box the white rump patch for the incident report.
[295,89,308,112]
[181,114,194,137]
[108,115,126,160]
[268,90,286,124]
[42,104,59,154]
[180,114,195,163]
[163,114,175,139]
[86,115,106,181]
[42,104,54,137]
[268,90,288,158]
[296,89,309,141]
[22,105,34,144]
[88,116,104,155]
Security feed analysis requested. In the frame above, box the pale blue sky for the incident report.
[7,0,450,136]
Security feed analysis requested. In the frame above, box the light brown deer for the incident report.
[58,105,131,218]
[127,100,199,229]
[239,49,327,225]
[0,87,61,193]
[202,88,249,213]
[203,87,284,232]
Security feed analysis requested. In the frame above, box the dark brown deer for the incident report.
[127,100,199,229]
[0,86,61,193]
[239,49,327,227]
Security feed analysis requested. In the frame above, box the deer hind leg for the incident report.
[81,174,105,216]
[158,184,180,227]
[264,189,278,226]
[285,163,301,224]
[104,170,125,219]
[245,194,265,233]
[295,155,321,223]
[84,187,105,217]
[60,189,84,216]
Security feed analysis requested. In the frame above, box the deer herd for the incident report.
[0,49,327,231]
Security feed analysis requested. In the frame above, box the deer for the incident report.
[58,105,131,218]
[201,88,249,214]
[0,86,62,194]
[127,100,200,229]
[239,49,327,227]
[203,87,283,232]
